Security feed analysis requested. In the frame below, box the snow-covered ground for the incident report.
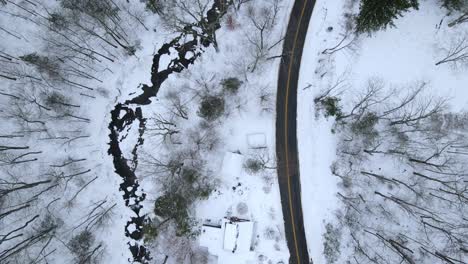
[157,1,296,262]
[126,1,297,263]
[298,0,468,263]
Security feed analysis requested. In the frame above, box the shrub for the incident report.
[263,227,277,240]
[20,53,61,79]
[154,193,188,219]
[351,112,379,147]
[243,158,263,174]
[142,221,159,243]
[320,96,343,118]
[198,96,225,121]
[236,202,249,215]
[44,91,72,113]
[181,167,199,184]
[154,193,197,237]
[68,230,95,263]
[221,77,242,94]
[350,112,379,135]
[144,0,165,14]
[48,13,68,30]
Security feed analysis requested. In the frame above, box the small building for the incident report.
[222,218,255,253]
[200,223,223,249]
[246,133,267,149]
[221,152,244,179]
[199,217,255,256]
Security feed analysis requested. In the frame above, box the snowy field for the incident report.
[299,0,468,263]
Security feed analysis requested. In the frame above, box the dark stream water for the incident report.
[107,1,230,262]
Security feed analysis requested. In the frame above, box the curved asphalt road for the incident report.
[276,0,315,263]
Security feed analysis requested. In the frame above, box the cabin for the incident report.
[199,217,255,255]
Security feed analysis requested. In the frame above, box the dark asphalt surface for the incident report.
[276,0,315,263]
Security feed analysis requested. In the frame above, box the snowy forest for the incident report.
[1,0,468,263]
[311,0,468,263]
[0,0,288,263]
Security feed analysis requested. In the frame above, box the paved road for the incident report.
[276,0,315,263]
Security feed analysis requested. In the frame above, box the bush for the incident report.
[48,13,68,30]
[355,0,419,34]
[180,167,213,199]
[351,112,379,147]
[181,167,199,184]
[44,91,72,113]
[143,0,165,14]
[320,96,343,118]
[20,53,61,79]
[263,227,277,240]
[221,77,242,94]
[68,230,95,263]
[198,96,225,121]
[154,193,188,218]
[236,202,249,215]
[243,158,263,174]
[350,112,379,135]
[142,221,159,243]
[154,193,197,237]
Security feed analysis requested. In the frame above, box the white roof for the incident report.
[222,219,254,253]
[246,133,267,148]
[221,152,243,179]
[199,225,222,249]
[236,222,254,252]
[223,223,238,252]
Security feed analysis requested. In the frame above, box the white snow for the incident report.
[199,219,256,263]
[296,0,344,262]
[221,152,244,179]
[246,133,267,149]
[298,0,468,263]
[235,221,255,252]
[223,222,238,252]
[200,225,223,249]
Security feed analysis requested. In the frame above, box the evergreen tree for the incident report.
[356,0,419,34]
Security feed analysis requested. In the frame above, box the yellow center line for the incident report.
[284,0,309,263]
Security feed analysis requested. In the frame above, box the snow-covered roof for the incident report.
[199,225,222,249]
[222,219,254,253]
[200,217,255,256]
[236,221,254,252]
[246,133,267,149]
[223,222,238,252]
[221,152,244,179]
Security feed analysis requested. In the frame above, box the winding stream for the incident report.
[107,1,230,262]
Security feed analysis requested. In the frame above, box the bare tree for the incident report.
[435,35,468,66]
[161,0,231,51]
[147,114,180,143]
[322,31,358,55]
[448,12,468,27]
[245,0,281,72]
[325,81,468,263]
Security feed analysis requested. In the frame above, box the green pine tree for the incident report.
[356,0,419,34]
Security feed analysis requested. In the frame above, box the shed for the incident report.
[246,133,267,149]
[222,218,255,253]
[221,152,244,179]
